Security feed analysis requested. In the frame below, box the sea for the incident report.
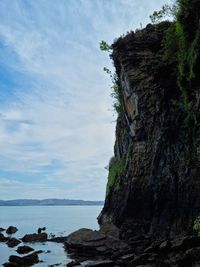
[0,205,103,266]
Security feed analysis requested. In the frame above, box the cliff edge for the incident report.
[99,0,200,240]
[65,1,200,266]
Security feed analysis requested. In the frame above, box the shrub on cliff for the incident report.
[100,41,123,115]
[106,157,124,194]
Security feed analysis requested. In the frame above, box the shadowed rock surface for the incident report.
[6,226,18,235]
[66,0,200,266]
[65,228,128,256]
[0,233,8,242]
[16,245,34,254]
[6,238,21,248]
[99,18,200,239]
[5,252,39,266]
[21,232,48,242]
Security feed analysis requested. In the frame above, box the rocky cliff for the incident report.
[99,0,200,240]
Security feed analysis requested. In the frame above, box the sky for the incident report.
[0,0,171,200]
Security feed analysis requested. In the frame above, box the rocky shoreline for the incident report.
[64,225,200,267]
[0,225,63,266]
[2,224,200,266]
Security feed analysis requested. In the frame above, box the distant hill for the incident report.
[0,199,104,206]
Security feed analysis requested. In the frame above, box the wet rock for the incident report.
[3,263,19,267]
[6,238,21,248]
[16,245,34,254]
[0,233,8,242]
[0,227,5,232]
[9,252,39,266]
[6,226,18,235]
[21,232,48,242]
[85,260,114,267]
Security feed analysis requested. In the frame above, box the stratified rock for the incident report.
[9,252,39,266]
[120,253,135,261]
[98,2,200,240]
[85,260,114,267]
[21,232,48,242]
[16,245,34,254]
[6,226,18,235]
[65,228,128,256]
[100,223,120,239]
[129,253,158,266]
[6,238,21,248]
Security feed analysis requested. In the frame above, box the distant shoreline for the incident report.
[0,199,104,206]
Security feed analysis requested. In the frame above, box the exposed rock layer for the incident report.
[99,18,200,239]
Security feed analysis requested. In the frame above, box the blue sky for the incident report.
[0,0,171,200]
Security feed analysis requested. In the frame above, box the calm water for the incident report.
[0,206,102,266]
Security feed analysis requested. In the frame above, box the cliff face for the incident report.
[99,6,200,239]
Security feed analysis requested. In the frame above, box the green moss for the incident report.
[162,0,200,127]
[162,22,178,64]
[111,76,123,114]
[193,216,200,237]
[106,157,125,194]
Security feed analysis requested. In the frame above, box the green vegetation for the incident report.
[110,73,123,114]
[99,40,111,52]
[106,157,125,194]
[149,3,178,24]
[100,42,123,114]
[193,216,200,237]
[159,0,200,127]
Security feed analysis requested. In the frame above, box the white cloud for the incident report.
[0,0,170,200]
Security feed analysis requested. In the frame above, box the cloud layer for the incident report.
[0,0,171,200]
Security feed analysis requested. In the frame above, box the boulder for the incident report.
[16,245,34,254]
[6,238,21,248]
[67,228,106,244]
[6,226,18,235]
[9,252,39,266]
[21,232,48,242]
[0,233,8,242]
[65,228,128,256]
